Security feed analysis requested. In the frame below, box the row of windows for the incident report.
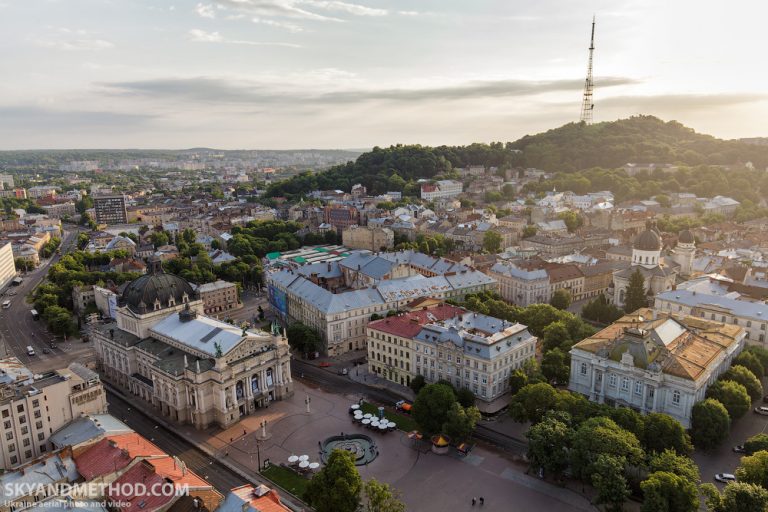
[582,364,680,405]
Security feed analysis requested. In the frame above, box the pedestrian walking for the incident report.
[479,497,484,506]
[471,497,476,506]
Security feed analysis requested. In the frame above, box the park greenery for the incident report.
[411,383,481,443]
[505,340,768,510]
[304,449,405,512]
[581,293,624,325]
[32,249,142,336]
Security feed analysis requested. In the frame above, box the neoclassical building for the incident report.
[613,222,679,307]
[92,268,293,429]
[569,308,745,427]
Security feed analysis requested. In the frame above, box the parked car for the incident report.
[755,406,768,416]
[42,347,50,354]
[763,394,768,403]
[715,473,737,483]
[733,445,746,453]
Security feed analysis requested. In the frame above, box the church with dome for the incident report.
[612,222,681,308]
[92,262,293,429]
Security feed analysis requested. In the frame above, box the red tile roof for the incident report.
[107,433,165,459]
[230,485,290,512]
[75,438,133,481]
[368,304,464,338]
[106,460,175,512]
[151,457,211,489]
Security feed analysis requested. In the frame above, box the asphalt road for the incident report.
[106,389,248,493]
[694,381,768,486]
[291,359,528,454]
[0,227,96,372]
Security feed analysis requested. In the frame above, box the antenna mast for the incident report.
[580,16,596,124]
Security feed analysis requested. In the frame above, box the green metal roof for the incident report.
[266,252,281,260]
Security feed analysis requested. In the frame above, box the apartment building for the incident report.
[366,299,537,404]
[0,243,16,290]
[342,225,395,251]
[488,261,550,306]
[267,250,497,356]
[197,280,240,316]
[0,359,107,469]
[420,180,463,201]
[94,194,128,225]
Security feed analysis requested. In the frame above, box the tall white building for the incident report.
[0,359,107,469]
[420,180,463,201]
[0,242,17,290]
[569,308,744,427]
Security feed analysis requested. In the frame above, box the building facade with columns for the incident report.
[568,308,744,428]
[92,269,293,429]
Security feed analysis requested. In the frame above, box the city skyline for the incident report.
[1,0,767,149]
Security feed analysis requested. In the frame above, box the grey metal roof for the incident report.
[490,262,548,281]
[656,289,768,321]
[150,313,254,358]
[0,454,79,506]
[414,312,534,360]
[49,414,132,449]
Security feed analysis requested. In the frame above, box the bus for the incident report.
[31,309,39,320]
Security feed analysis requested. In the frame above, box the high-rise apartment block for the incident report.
[94,194,128,225]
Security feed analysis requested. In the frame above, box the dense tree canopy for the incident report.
[305,449,362,512]
[691,399,731,449]
[722,365,764,401]
[412,383,458,436]
[570,416,644,481]
[706,380,751,419]
[641,471,699,512]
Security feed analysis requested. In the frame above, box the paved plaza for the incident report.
[175,381,595,512]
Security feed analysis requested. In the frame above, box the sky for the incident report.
[1,0,767,149]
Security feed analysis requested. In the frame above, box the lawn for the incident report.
[261,464,309,498]
[360,401,419,433]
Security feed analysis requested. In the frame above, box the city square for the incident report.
[187,381,593,512]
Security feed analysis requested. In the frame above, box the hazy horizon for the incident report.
[2,0,767,150]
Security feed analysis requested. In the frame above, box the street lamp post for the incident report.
[256,439,261,473]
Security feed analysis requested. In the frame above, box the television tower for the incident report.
[579,16,596,124]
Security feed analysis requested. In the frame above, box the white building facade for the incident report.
[569,308,745,427]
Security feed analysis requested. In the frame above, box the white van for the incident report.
[26,346,35,356]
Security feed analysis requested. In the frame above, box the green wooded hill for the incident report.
[265,116,768,198]
[510,115,768,172]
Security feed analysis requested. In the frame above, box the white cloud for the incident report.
[215,0,388,22]
[252,16,303,33]
[195,3,216,18]
[189,29,223,43]
[188,29,301,47]
[301,0,387,17]
[35,38,114,50]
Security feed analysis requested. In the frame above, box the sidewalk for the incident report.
[346,362,415,402]
[104,382,310,512]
